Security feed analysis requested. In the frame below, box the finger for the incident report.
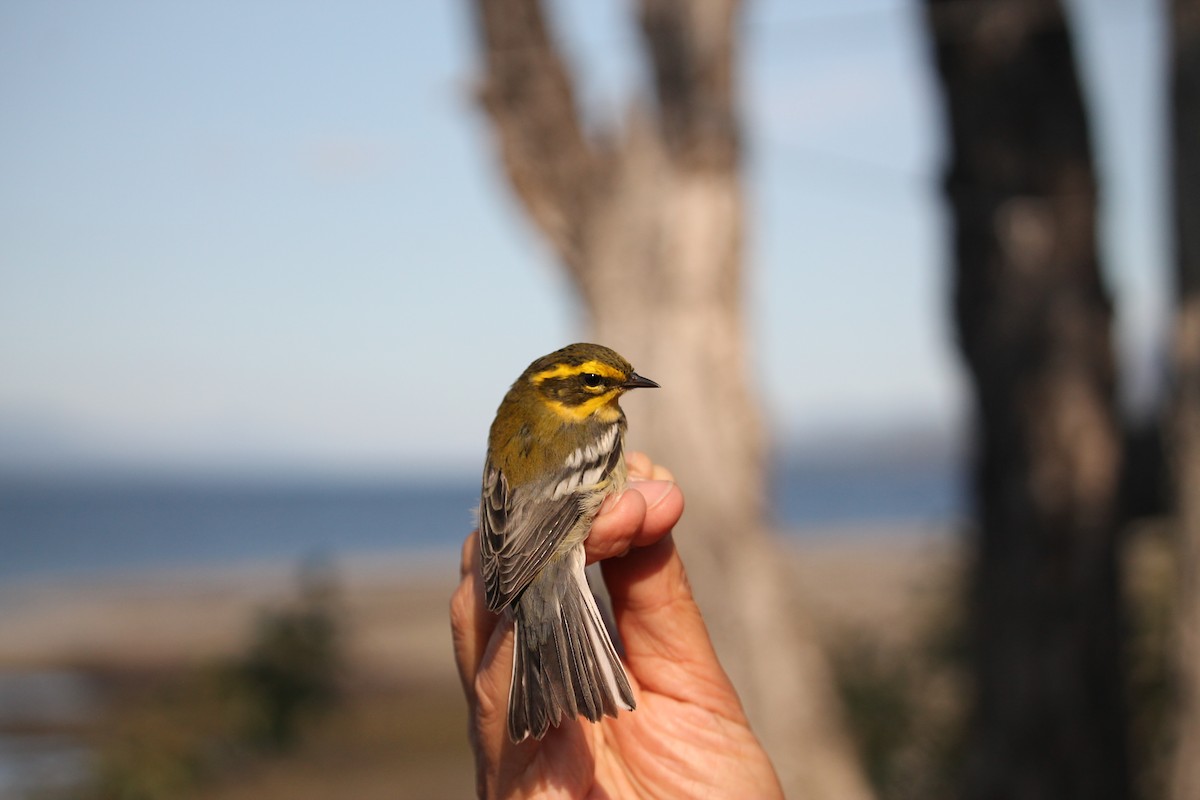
[625,450,653,479]
[627,451,672,481]
[601,528,746,721]
[651,462,675,481]
[585,479,682,563]
[472,614,515,747]
[459,530,476,578]
[450,532,501,697]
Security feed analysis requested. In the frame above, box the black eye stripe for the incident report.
[581,373,603,388]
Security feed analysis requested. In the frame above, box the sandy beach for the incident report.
[0,552,459,677]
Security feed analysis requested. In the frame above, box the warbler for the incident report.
[479,342,659,742]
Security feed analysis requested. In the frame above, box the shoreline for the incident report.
[1,518,958,590]
[0,524,957,673]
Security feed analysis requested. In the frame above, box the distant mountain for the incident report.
[0,410,118,473]
[0,406,964,482]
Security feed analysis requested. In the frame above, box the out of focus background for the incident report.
[1,1,1194,799]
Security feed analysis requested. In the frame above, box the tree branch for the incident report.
[470,0,599,275]
[638,0,741,171]
[1173,0,1200,300]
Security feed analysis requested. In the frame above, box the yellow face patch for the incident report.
[543,391,623,423]
[531,359,626,385]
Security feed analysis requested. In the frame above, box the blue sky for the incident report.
[0,0,1169,477]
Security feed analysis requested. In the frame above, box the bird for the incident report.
[479,342,660,742]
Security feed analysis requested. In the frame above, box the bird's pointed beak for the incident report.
[623,371,660,390]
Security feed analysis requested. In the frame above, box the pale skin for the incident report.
[451,452,784,799]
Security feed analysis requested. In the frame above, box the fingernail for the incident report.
[629,479,675,510]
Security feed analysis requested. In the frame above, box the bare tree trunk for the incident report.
[923,2,1130,799]
[468,1,873,797]
[1169,2,1200,798]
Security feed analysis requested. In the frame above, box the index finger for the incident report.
[585,478,682,563]
[625,451,675,482]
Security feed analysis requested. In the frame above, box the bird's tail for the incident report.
[508,548,635,743]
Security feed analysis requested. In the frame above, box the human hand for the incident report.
[451,453,783,798]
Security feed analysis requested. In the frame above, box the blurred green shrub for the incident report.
[833,525,1178,800]
[227,559,341,748]
[830,554,968,800]
[88,559,343,799]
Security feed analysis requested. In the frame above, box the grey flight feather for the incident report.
[479,426,624,613]
[478,422,635,741]
[507,548,635,742]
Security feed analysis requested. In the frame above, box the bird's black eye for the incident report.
[581,372,603,388]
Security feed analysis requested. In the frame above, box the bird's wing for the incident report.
[479,435,623,613]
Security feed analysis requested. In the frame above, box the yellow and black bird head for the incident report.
[487,342,658,482]
[521,343,659,424]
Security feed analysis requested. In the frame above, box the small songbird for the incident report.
[479,343,660,742]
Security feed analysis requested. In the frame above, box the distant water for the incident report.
[0,461,963,583]
[771,459,963,528]
[0,478,477,584]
